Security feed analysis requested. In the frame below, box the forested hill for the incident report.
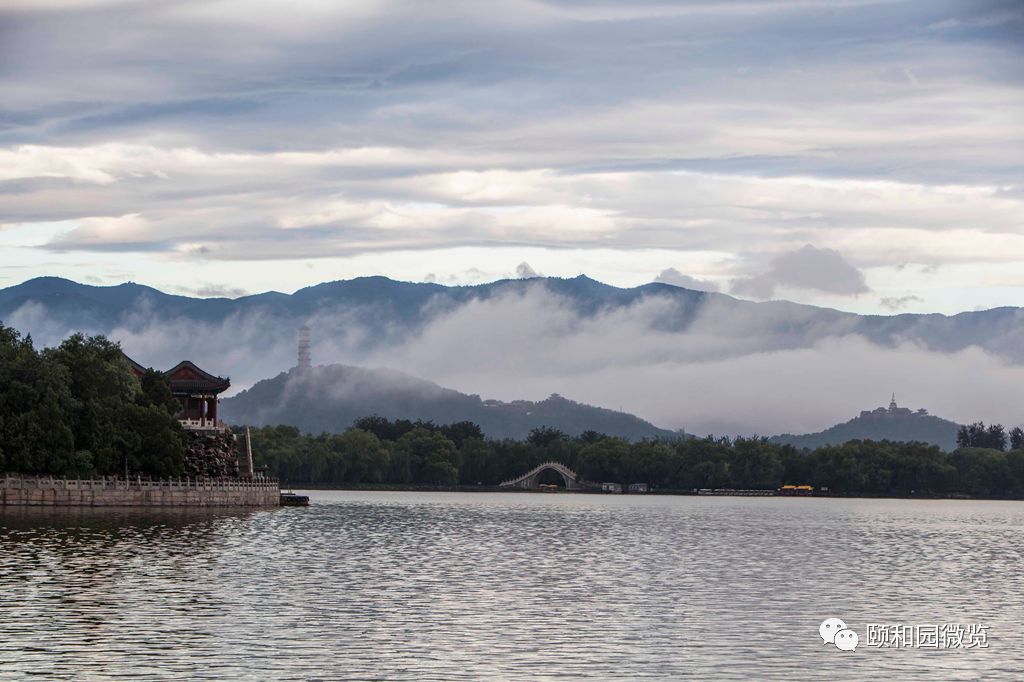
[771,408,961,451]
[220,364,678,441]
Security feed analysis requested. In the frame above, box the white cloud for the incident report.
[653,268,719,292]
[731,245,870,299]
[0,0,1022,313]
[515,262,540,279]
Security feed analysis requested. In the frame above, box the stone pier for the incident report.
[0,475,280,507]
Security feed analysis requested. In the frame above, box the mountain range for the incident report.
[1,275,1018,438]
[221,364,963,449]
[3,274,1023,363]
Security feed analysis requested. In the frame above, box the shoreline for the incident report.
[1,475,281,508]
[284,483,1014,502]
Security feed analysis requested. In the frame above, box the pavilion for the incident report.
[124,355,231,430]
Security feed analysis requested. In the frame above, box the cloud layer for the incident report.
[9,283,1024,437]
[0,0,1022,311]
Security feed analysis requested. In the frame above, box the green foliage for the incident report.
[248,415,1024,499]
[0,323,183,478]
[139,368,180,414]
[1011,427,1024,452]
[956,422,1008,451]
[0,326,75,474]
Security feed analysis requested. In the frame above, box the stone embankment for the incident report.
[184,430,241,478]
[0,475,279,507]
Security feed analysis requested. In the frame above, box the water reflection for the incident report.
[1,494,1022,679]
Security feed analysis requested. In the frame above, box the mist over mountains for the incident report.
[771,401,961,452]
[220,365,677,441]
[2,275,1023,436]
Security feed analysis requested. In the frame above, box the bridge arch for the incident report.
[499,461,590,491]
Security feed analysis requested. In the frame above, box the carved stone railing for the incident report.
[1,474,280,492]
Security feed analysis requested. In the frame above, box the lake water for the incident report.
[1,491,1023,680]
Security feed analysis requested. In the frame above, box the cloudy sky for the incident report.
[1,0,1022,314]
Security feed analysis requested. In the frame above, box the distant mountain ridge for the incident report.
[220,364,679,441]
[770,398,961,451]
[4,275,1023,364]
[3,275,1023,438]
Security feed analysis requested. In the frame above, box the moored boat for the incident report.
[280,492,310,506]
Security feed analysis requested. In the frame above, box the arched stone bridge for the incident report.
[499,461,594,491]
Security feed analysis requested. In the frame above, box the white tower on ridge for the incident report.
[297,325,312,370]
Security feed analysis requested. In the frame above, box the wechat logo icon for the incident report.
[820,618,859,651]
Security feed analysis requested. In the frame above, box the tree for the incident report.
[0,326,184,478]
[439,421,484,448]
[139,368,180,414]
[957,422,1007,451]
[44,334,142,474]
[0,324,75,474]
[394,428,459,486]
[1009,427,1024,452]
[353,415,401,441]
[985,424,1007,451]
[577,438,629,482]
[241,415,1024,500]
[333,429,390,483]
[527,426,568,447]
[577,430,607,444]
[124,402,184,477]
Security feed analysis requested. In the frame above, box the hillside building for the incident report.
[860,394,923,419]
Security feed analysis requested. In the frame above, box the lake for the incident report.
[1,491,1022,679]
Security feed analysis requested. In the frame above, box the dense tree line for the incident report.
[251,416,1024,498]
[956,421,1024,451]
[0,323,184,478]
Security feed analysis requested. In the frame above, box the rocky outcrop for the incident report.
[183,430,239,478]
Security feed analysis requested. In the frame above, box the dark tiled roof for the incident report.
[168,379,231,394]
[121,353,230,395]
[123,354,148,377]
[165,361,230,395]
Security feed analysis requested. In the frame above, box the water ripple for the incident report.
[1,494,1022,679]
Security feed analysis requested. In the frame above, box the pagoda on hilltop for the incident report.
[859,394,922,420]
[125,356,231,431]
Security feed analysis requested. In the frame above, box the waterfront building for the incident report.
[125,356,230,430]
[124,354,253,478]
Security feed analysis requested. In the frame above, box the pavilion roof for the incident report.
[122,353,231,395]
[164,360,231,395]
[124,354,148,378]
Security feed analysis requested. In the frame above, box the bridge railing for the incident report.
[499,461,578,487]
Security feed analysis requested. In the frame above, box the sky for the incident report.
[1,0,1023,314]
